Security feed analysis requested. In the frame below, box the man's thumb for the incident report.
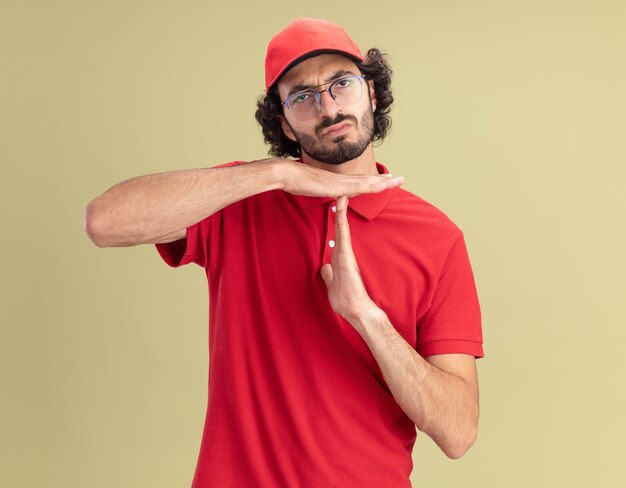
[320,264,333,288]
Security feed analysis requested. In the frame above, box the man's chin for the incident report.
[303,145,368,165]
[298,128,372,165]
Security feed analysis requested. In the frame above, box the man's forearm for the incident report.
[84,160,403,248]
[84,160,283,247]
[352,307,479,459]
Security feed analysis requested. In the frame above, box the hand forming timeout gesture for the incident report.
[320,195,383,330]
[279,160,404,198]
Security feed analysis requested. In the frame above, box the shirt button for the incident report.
[331,205,337,213]
[329,240,335,248]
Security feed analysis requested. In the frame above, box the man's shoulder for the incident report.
[387,186,464,239]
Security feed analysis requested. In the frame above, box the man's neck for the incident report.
[300,144,379,175]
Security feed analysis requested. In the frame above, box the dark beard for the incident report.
[289,109,374,165]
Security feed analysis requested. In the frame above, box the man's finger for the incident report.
[325,174,404,198]
[368,175,404,194]
[334,195,353,253]
[320,263,333,288]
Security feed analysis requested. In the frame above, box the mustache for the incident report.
[315,114,357,136]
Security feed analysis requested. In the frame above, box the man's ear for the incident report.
[279,115,298,142]
[368,79,377,112]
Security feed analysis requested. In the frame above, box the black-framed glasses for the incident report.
[282,74,366,121]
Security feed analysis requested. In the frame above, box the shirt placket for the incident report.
[322,202,337,265]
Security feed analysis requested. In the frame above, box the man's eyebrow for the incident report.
[286,69,358,98]
[323,69,357,83]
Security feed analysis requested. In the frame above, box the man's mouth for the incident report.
[321,121,352,137]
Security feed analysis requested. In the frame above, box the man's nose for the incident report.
[317,89,340,119]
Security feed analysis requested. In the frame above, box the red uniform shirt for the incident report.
[156,161,483,488]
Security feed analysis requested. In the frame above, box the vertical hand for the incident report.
[320,196,379,325]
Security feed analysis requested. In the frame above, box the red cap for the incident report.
[264,18,364,92]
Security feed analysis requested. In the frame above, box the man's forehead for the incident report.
[277,54,359,94]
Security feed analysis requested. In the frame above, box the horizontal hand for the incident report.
[277,159,404,198]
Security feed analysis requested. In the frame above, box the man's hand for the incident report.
[278,159,404,198]
[320,195,381,326]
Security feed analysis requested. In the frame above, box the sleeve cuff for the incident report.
[155,223,200,268]
[417,339,484,359]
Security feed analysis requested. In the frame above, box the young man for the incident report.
[85,18,483,488]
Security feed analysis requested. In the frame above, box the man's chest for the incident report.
[216,199,438,348]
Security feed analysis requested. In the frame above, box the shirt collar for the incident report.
[291,162,394,221]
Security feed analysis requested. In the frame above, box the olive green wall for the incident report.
[2,0,625,486]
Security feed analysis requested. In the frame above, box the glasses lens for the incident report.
[287,92,317,121]
[329,76,363,107]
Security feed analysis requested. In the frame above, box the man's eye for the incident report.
[291,93,312,105]
[335,78,353,88]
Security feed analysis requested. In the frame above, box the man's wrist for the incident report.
[263,158,292,192]
[347,301,388,338]
[247,158,288,192]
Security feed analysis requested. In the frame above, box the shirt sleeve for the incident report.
[417,233,484,358]
[154,160,247,270]
[155,216,213,269]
